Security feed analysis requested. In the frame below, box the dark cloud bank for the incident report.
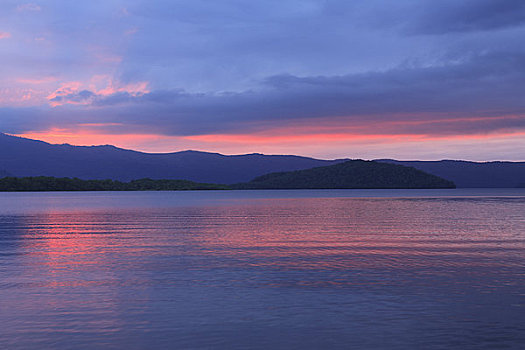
[2,0,525,139]
[5,50,525,137]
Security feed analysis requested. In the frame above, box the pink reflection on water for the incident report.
[1,194,524,348]
[177,198,524,271]
[10,214,139,335]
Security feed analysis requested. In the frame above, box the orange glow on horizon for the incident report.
[186,130,525,144]
[15,129,166,148]
[18,128,523,148]
[13,126,525,160]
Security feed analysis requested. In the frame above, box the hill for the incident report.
[0,133,344,184]
[233,160,456,189]
[377,160,525,188]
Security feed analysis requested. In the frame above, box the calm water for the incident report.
[1,189,524,349]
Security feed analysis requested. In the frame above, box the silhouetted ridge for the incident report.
[233,160,456,189]
[377,159,525,188]
[0,133,344,183]
[2,133,524,187]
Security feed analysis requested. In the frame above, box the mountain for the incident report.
[0,133,345,184]
[2,133,524,187]
[377,160,525,188]
[233,160,455,189]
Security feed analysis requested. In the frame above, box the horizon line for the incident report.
[3,132,524,163]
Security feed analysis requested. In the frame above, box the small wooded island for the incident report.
[233,160,455,189]
[0,160,455,191]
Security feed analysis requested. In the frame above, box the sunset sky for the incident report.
[1,0,525,160]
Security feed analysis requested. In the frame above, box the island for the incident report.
[232,160,455,189]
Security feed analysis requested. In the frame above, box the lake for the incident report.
[1,189,524,349]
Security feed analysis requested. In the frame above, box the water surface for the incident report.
[1,189,524,349]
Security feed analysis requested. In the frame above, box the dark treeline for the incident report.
[0,177,230,192]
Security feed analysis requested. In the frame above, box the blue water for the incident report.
[1,189,524,349]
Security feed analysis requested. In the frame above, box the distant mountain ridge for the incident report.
[1,133,524,187]
[377,159,525,188]
[233,160,455,189]
[0,133,345,184]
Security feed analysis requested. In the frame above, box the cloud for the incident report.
[48,89,96,105]
[101,51,525,134]
[16,3,42,12]
[46,79,149,107]
[409,0,525,34]
[2,0,525,160]
[16,77,57,85]
[4,50,523,139]
[353,0,525,35]
[0,32,11,40]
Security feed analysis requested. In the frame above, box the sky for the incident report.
[1,0,525,160]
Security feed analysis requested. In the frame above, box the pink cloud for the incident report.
[46,78,149,107]
[47,82,83,107]
[120,7,130,17]
[0,32,11,40]
[96,81,149,96]
[94,53,123,64]
[16,3,41,12]
[87,46,123,64]
[0,87,49,106]
[85,75,149,97]
[125,27,139,36]
[16,76,57,85]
